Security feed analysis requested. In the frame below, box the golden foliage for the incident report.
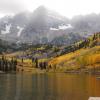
[49,46,100,70]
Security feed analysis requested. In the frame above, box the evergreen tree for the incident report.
[39,62,43,69]
[13,59,17,71]
[35,58,38,68]
[0,58,2,71]
[5,60,8,72]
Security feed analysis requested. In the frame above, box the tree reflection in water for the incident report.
[0,73,100,100]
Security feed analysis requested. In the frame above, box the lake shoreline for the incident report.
[16,66,100,75]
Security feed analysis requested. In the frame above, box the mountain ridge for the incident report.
[0,6,100,44]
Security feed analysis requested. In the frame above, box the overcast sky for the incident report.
[0,0,100,18]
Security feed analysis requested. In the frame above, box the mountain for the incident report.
[0,6,100,45]
[20,6,71,43]
[71,13,100,36]
[0,6,75,44]
[0,12,30,42]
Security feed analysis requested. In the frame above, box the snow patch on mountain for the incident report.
[59,24,73,30]
[17,26,24,37]
[50,24,73,31]
[1,24,11,34]
[50,27,59,31]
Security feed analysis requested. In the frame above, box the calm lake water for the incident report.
[0,73,100,100]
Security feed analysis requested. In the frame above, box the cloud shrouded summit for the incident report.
[0,5,100,45]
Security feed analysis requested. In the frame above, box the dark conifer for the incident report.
[11,57,14,71]
[13,59,17,71]
[0,58,2,71]
[39,62,43,69]
[5,60,8,72]
[22,58,24,63]
[43,62,47,69]
[35,58,38,68]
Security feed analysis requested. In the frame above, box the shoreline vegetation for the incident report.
[0,46,100,75]
[0,33,100,74]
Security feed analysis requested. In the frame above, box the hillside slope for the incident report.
[49,33,100,72]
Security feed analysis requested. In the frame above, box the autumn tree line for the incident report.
[61,32,100,55]
[31,32,100,69]
[32,57,48,70]
[0,56,17,72]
